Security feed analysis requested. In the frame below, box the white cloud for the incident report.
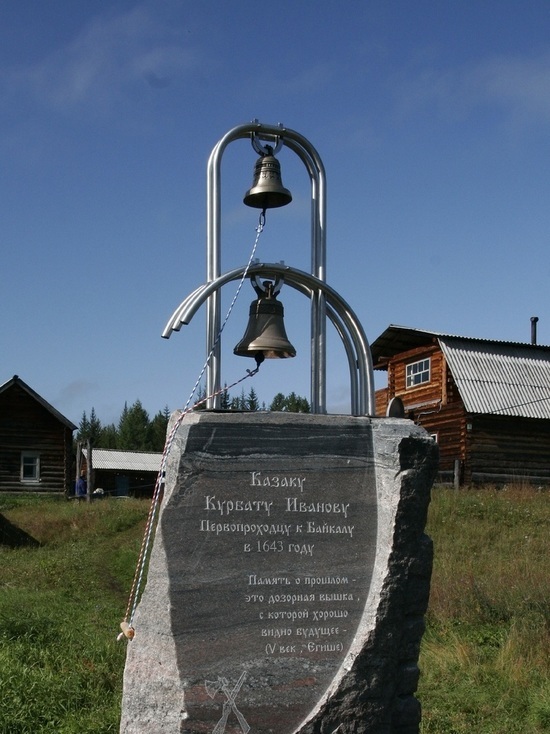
[394,51,550,128]
[472,53,550,123]
[270,62,336,96]
[2,5,201,116]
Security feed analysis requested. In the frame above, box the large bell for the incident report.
[234,289,296,359]
[243,146,292,209]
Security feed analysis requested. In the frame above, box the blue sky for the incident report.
[2,0,550,425]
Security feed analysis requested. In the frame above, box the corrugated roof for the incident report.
[83,448,162,472]
[439,338,550,419]
[371,324,550,368]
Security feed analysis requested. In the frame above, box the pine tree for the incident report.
[269,393,286,412]
[247,387,259,411]
[231,388,247,411]
[149,407,170,451]
[76,411,90,443]
[76,408,102,444]
[118,400,150,450]
[220,384,231,410]
[286,392,310,413]
[88,407,103,444]
[99,423,118,449]
[269,392,310,413]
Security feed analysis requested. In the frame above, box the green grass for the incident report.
[0,487,548,732]
[0,496,149,734]
[419,485,550,733]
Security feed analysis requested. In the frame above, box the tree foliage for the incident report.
[76,407,102,445]
[76,389,309,452]
[149,407,171,449]
[118,400,150,450]
[269,391,310,413]
[76,401,170,452]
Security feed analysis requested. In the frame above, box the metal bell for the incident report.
[243,147,292,209]
[234,290,296,359]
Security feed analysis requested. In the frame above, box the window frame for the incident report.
[21,451,41,483]
[405,357,431,389]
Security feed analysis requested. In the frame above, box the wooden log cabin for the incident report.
[0,375,76,494]
[371,325,550,486]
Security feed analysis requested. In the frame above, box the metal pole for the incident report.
[281,137,327,413]
[205,122,327,411]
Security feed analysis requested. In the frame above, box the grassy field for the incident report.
[0,495,148,734]
[0,487,548,733]
[419,485,549,733]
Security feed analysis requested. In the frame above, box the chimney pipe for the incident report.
[531,316,539,345]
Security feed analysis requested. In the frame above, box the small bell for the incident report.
[243,146,292,210]
[234,283,296,359]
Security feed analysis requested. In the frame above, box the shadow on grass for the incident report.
[0,512,41,548]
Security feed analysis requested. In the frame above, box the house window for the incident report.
[406,358,431,388]
[21,452,40,482]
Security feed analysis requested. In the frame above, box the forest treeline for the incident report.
[76,387,310,452]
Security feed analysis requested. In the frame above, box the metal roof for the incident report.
[370,324,550,367]
[83,448,162,472]
[439,338,550,419]
[371,325,550,420]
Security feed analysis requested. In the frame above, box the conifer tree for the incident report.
[247,387,259,411]
[269,393,286,412]
[149,406,170,451]
[76,411,90,443]
[220,384,231,410]
[230,389,247,411]
[76,408,102,445]
[99,423,118,449]
[269,392,310,413]
[118,400,150,450]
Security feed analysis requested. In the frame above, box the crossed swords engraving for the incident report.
[205,672,249,734]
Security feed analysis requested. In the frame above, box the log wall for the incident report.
[0,383,73,493]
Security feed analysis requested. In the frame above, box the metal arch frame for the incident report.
[163,262,375,417]
[205,121,327,412]
[164,121,375,414]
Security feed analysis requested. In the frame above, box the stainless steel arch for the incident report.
[205,121,327,411]
[163,262,375,416]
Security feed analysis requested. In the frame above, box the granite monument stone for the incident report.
[120,411,437,734]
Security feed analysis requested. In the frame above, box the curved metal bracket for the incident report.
[163,263,375,416]
[251,132,284,156]
[250,273,284,297]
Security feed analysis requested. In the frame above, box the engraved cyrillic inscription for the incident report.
[197,469,365,658]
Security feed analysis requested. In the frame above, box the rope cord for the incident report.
[119,212,266,639]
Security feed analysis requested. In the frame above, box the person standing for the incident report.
[75,470,87,500]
